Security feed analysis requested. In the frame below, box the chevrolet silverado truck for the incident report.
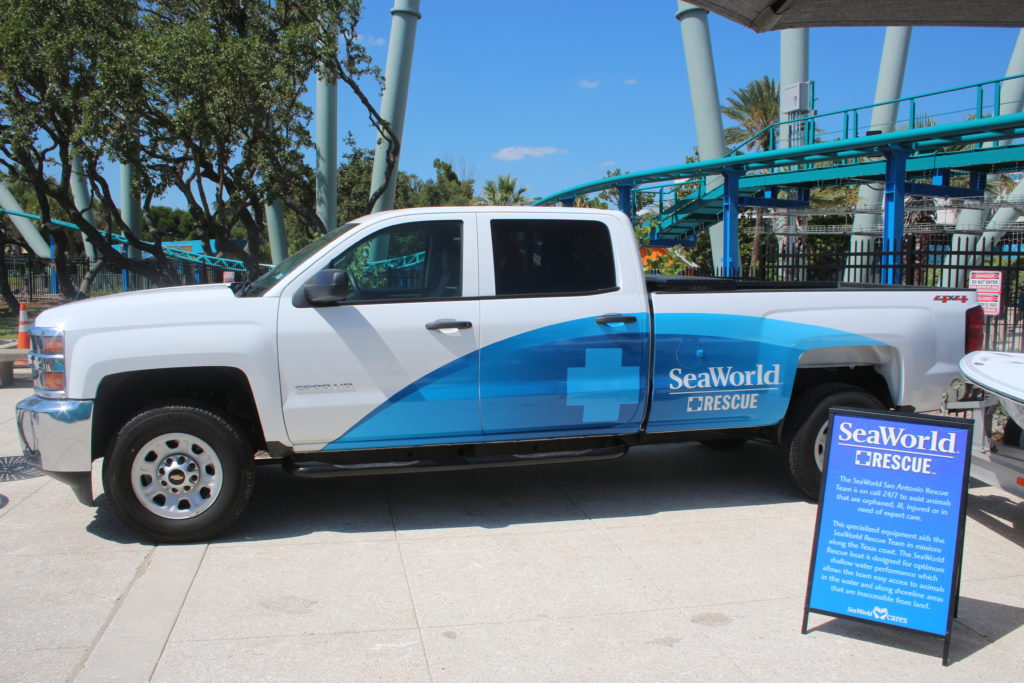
[17,207,983,542]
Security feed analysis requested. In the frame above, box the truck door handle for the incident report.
[426,320,473,331]
[596,314,637,325]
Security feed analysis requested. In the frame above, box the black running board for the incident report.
[283,445,627,479]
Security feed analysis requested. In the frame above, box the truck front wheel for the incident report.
[103,403,255,543]
[783,383,884,499]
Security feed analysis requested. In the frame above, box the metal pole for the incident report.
[315,70,338,233]
[70,156,97,260]
[676,1,729,272]
[846,27,912,282]
[0,182,51,257]
[881,146,908,285]
[266,200,288,264]
[777,29,809,273]
[120,162,142,259]
[616,184,633,216]
[370,0,422,214]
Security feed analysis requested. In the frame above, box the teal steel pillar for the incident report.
[676,1,729,272]
[999,30,1024,119]
[70,156,97,259]
[0,181,51,257]
[942,28,1024,287]
[370,0,422,214]
[778,29,809,150]
[315,71,338,232]
[880,146,908,285]
[266,200,288,264]
[120,162,142,259]
[846,27,912,282]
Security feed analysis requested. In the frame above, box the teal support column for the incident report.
[370,0,422,214]
[720,168,741,277]
[266,200,288,265]
[0,181,51,257]
[999,30,1024,120]
[676,1,728,271]
[880,146,909,285]
[120,162,142,259]
[846,26,912,282]
[943,28,1024,286]
[778,29,809,150]
[70,157,97,259]
[316,69,338,232]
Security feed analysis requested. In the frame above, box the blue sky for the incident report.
[338,2,1022,202]
[150,2,1024,208]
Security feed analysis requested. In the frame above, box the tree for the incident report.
[0,0,395,291]
[721,76,780,152]
[412,160,475,207]
[480,174,528,206]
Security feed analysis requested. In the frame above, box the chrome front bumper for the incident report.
[16,395,95,505]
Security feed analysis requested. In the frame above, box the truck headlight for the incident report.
[31,328,66,398]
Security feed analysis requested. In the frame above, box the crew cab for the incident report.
[17,207,983,541]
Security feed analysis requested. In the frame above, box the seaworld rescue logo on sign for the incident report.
[837,422,959,475]
[668,363,783,413]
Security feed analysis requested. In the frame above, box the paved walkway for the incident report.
[1,378,1021,681]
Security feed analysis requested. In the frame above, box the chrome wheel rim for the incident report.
[130,432,222,519]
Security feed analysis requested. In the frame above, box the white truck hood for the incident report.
[34,284,241,332]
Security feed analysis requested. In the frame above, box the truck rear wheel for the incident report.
[783,383,884,499]
[103,403,254,543]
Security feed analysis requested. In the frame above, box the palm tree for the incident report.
[481,174,529,205]
[721,76,780,273]
[721,76,780,152]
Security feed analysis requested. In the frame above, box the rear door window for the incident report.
[490,219,615,296]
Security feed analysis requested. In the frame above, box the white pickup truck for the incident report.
[17,207,982,542]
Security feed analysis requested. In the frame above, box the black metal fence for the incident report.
[754,235,1024,352]
[4,256,242,301]
[9,238,1024,353]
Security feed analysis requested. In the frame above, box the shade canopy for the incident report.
[685,1,1024,33]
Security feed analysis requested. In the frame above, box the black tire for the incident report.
[698,437,749,450]
[103,403,255,543]
[782,383,885,499]
[1003,416,1024,448]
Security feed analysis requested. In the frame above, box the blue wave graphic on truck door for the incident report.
[325,315,649,449]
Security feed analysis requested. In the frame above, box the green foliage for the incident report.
[721,76,780,152]
[480,174,528,206]
[413,160,476,207]
[0,0,384,286]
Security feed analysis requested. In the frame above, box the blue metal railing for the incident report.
[0,206,249,271]
[727,73,1024,156]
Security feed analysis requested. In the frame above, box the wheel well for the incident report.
[792,366,893,408]
[92,367,265,460]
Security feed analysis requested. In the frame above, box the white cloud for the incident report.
[579,79,599,89]
[599,160,616,168]
[624,78,638,86]
[492,146,567,161]
[358,34,386,46]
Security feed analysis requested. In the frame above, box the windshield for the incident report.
[239,222,359,297]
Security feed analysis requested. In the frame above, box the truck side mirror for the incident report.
[294,268,351,307]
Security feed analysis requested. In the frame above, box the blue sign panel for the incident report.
[804,408,972,661]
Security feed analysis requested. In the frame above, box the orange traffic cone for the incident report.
[15,303,30,366]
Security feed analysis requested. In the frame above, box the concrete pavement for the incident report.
[1,377,1022,681]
